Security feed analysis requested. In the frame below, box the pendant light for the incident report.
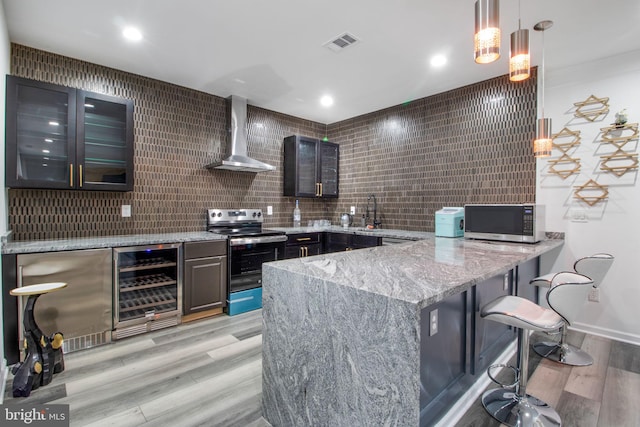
[509,0,530,81]
[474,0,500,64]
[533,20,553,158]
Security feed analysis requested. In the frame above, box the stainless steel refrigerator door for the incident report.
[17,248,112,352]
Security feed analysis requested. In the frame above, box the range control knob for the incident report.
[252,212,257,217]
[257,212,262,217]
[217,212,222,217]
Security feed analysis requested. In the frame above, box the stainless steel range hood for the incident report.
[206,95,276,173]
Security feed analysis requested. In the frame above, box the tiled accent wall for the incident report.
[7,45,536,240]
[328,73,538,231]
[8,45,331,240]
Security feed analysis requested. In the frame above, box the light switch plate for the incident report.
[429,309,438,336]
[267,206,273,215]
[121,205,131,217]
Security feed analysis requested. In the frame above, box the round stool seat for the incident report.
[481,295,564,332]
[10,282,67,296]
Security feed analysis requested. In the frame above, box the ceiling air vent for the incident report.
[323,32,360,52]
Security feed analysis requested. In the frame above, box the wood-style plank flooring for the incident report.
[456,331,640,427]
[4,309,640,426]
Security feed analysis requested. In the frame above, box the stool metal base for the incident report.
[482,388,561,427]
[534,341,594,366]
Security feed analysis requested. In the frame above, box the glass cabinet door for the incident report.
[5,76,76,189]
[77,91,134,191]
[319,142,339,198]
[297,137,319,196]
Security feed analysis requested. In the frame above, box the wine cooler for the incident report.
[113,243,182,339]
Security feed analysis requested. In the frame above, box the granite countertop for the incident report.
[264,235,563,309]
[1,226,423,255]
[1,232,227,254]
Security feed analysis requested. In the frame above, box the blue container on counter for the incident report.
[435,207,465,237]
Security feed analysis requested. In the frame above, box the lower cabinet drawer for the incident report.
[227,287,262,316]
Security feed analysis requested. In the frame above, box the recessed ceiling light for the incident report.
[320,95,334,107]
[122,26,143,42]
[42,149,50,154]
[430,54,447,67]
[48,121,59,126]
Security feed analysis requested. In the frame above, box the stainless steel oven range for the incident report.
[207,209,287,315]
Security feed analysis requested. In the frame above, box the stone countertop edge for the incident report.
[271,226,431,240]
[1,232,228,254]
[263,236,564,310]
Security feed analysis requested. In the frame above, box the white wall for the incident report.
[537,49,640,345]
[0,0,11,397]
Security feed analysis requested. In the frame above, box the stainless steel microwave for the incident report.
[464,204,545,243]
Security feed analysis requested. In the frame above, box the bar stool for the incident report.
[530,254,613,365]
[480,294,564,426]
[10,282,67,397]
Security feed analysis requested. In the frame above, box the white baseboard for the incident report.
[570,323,640,346]
[0,358,8,404]
[434,341,517,427]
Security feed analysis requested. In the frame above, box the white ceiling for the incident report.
[4,0,640,124]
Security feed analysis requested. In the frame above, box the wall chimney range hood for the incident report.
[206,95,276,173]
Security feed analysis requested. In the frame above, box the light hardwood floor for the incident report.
[4,310,639,426]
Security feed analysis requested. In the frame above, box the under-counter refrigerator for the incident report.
[112,243,182,339]
[13,248,113,358]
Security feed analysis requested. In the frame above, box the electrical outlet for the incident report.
[429,309,438,336]
[121,204,131,217]
[350,206,356,215]
[588,287,600,302]
[267,206,273,215]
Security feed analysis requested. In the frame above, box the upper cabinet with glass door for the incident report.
[5,76,134,191]
[283,135,339,198]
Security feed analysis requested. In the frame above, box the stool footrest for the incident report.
[534,341,594,366]
[482,388,561,427]
[487,363,519,389]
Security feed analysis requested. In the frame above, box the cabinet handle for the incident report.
[79,164,83,187]
[319,183,323,196]
[69,164,74,187]
[296,237,312,242]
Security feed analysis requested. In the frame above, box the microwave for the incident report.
[464,204,545,243]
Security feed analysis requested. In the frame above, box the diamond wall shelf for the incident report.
[548,127,581,179]
[574,179,609,206]
[600,153,639,177]
[573,95,610,122]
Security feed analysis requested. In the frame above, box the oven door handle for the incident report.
[229,235,288,246]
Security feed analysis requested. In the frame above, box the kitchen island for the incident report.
[261,235,563,426]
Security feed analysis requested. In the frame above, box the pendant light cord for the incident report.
[541,28,545,119]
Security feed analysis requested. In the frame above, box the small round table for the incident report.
[10,282,67,397]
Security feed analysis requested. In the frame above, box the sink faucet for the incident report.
[366,194,381,228]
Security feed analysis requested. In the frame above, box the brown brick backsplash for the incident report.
[7,44,536,240]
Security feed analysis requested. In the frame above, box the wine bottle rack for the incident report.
[113,244,182,337]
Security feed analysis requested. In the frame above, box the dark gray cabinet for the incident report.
[472,271,513,375]
[283,135,339,198]
[419,269,520,426]
[514,257,539,303]
[324,232,381,253]
[183,241,227,315]
[5,75,134,191]
[284,233,323,259]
